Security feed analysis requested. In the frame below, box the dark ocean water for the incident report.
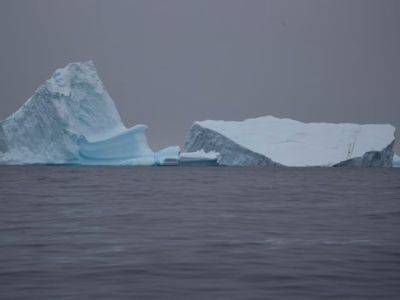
[0,166,399,299]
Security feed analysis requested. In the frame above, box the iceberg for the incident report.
[0,61,175,166]
[184,116,395,167]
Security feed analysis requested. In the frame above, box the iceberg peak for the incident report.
[45,60,100,97]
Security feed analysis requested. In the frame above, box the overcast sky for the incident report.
[0,0,399,150]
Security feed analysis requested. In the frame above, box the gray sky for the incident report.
[0,0,399,151]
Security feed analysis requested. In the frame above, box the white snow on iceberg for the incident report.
[185,116,395,167]
[180,150,220,166]
[0,61,176,166]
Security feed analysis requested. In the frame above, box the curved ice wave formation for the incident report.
[0,61,177,166]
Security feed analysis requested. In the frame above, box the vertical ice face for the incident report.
[0,61,154,165]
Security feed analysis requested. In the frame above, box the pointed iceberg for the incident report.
[184,116,395,167]
[0,61,173,166]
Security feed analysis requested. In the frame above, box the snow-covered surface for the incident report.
[196,116,395,167]
[0,61,177,166]
[393,154,400,168]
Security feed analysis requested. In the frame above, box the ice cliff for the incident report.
[0,61,176,165]
[184,116,395,167]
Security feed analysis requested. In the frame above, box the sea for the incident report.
[0,166,399,299]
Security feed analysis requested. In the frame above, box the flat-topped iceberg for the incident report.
[185,116,395,167]
[0,61,177,166]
